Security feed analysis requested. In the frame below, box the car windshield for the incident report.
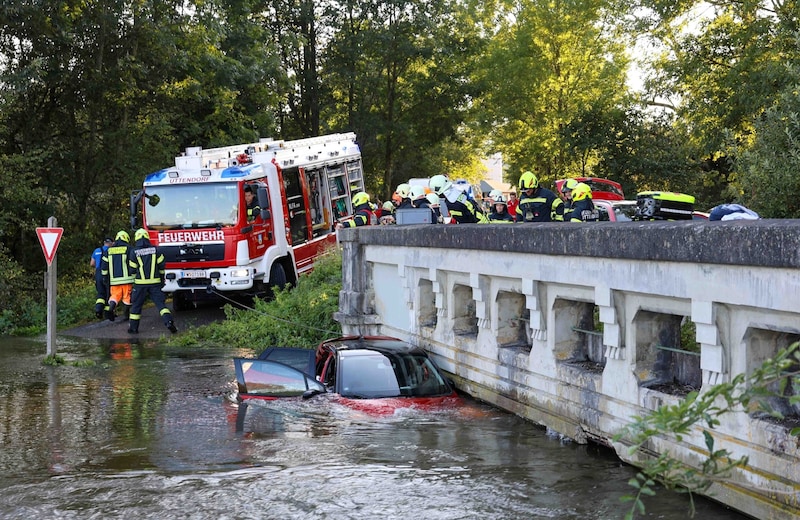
[339,350,451,398]
[143,183,240,229]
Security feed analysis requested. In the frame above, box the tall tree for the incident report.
[473,0,630,185]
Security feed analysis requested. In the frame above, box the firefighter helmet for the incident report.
[572,182,592,202]
[134,228,149,241]
[562,178,578,193]
[352,191,370,207]
[518,171,538,190]
[409,185,427,201]
[429,174,452,196]
[395,183,411,199]
[115,230,130,243]
[426,193,440,206]
[382,201,395,213]
[492,192,507,204]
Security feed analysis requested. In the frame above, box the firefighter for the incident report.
[515,171,564,222]
[90,237,113,319]
[379,201,396,225]
[337,191,376,228]
[244,185,260,221]
[410,185,437,224]
[429,174,489,224]
[127,228,177,334]
[560,178,579,214]
[395,183,414,210]
[488,192,514,222]
[565,182,599,222]
[101,230,134,321]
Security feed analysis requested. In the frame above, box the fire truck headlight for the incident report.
[230,269,250,278]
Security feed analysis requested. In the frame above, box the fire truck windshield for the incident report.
[143,183,241,230]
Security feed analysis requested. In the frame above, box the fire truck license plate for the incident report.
[182,270,208,279]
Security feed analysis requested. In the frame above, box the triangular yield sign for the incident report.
[36,227,64,266]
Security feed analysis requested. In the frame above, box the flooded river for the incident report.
[0,334,747,519]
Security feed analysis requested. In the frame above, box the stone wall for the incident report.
[334,220,800,520]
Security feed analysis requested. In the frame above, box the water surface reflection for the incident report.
[0,336,747,519]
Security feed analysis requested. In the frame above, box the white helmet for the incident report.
[409,185,427,201]
[429,174,452,196]
[425,193,440,206]
[492,192,506,204]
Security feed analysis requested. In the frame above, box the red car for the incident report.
[555,177,625,201]
[233,336,461,415]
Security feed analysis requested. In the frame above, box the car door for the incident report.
[234,351,324,398]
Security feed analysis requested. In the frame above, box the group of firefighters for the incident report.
[90,228,177,335]
[342,171,601,228]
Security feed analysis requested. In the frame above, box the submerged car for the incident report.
[233,336,460,414]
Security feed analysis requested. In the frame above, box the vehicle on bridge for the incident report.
[233,336,461,415]
[555,177,625,201]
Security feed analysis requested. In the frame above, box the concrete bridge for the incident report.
[334,219,800,520]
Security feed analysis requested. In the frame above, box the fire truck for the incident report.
[130,132,365,310]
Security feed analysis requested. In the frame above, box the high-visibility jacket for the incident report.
[128,240,166,285]
[565,198,599,222]
[516,187,564,222]
[442,188,488,224]
[342,203,377,227]
[101,241,134,285]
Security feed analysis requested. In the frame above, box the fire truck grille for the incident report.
[177,278,212,288]
[162,244,226,262]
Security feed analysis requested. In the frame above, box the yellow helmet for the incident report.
[518,171,538,190]
[562,178,578,192]
[352,191,370,207]
[134,228,149,241]
[572,183,592,202]
[115,230,130,243]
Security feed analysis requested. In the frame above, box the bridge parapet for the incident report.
[335,220,800,519]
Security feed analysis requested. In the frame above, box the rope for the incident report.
[205,285,342,336]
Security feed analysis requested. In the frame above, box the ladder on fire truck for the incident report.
[176,133,359,170]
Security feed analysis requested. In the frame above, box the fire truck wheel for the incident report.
[268,263,287,290]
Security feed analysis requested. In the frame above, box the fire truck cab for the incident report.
[130,133,365,310]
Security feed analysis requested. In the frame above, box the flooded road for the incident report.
[0,334,748,519]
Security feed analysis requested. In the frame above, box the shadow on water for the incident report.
[0,334,748,519]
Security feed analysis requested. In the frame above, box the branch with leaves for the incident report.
[616,342,800,518]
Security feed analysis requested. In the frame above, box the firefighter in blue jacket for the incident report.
[127,228,177,334]
[91,237,113,318]
[515,171,564,222]
[337,192,376,228]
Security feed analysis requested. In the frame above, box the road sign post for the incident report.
[36,218,63,357]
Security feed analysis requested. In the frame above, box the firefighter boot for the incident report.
[105,301,117,322]
[127,319,139,334]
[167,320,177,334]
[123,304,131,321]
[94,300,104,319]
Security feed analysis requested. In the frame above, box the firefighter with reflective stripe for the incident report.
[91,237,113,318]
[515,171,564,222]
[488,191,514,222]
[127,228,177,334]
[101,230,134,321]
[337,192,376,228]
[560,178,579,215]
[565,182,599,222]
[429,174,489,224]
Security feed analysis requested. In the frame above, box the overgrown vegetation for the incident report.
[0,271,96,336]
[168,250,343,352]
[618,342,800,518]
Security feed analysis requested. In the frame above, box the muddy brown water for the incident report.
[0,327,748,519]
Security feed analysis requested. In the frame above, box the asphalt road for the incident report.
[62,302,228,341]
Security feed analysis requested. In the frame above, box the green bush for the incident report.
[170,250,343,352]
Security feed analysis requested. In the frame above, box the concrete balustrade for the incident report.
[334,220,800,519]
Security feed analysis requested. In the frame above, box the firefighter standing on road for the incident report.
[127,228,177,334]
[515,171,564,222]
[101,231,134,321]
[91,237,113,319]
[337,192,376,228]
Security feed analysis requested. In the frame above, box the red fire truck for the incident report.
[130,133,365,310]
